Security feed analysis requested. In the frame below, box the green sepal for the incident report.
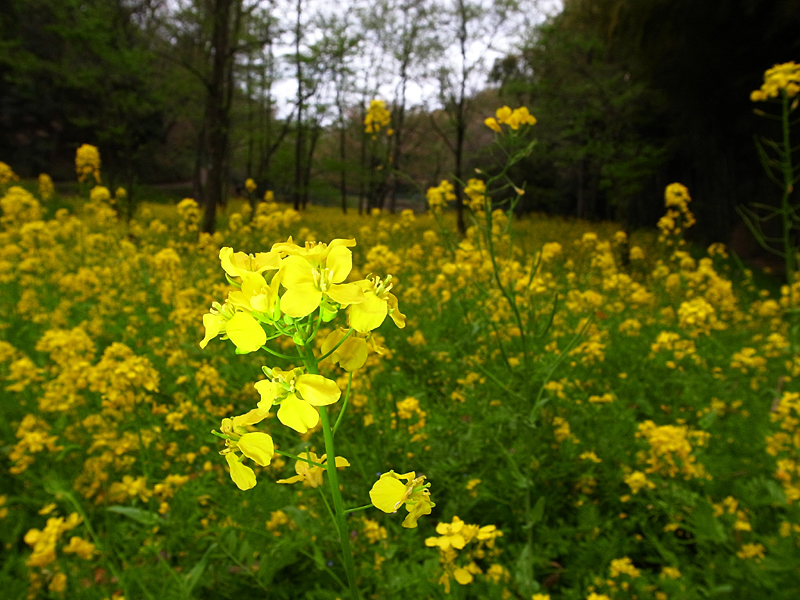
[225,273,242,289]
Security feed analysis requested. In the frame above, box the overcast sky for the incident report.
[264,0,562,120]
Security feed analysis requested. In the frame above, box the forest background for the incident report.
[1,0,799,242]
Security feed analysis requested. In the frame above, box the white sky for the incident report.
[265,0,562,120]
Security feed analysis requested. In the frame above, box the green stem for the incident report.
[333,372,354,437]
[260,345,299,361]
[302,347,360,600]
[307,314,324,343]
[318,405,359,600]
[61,491,130,599]
[318,328,354,362]
[781,92,796,281]
[318,488,340,536]
[274,449,326,468]
[344,504,374,515]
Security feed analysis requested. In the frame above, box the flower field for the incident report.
[2,148,800,600]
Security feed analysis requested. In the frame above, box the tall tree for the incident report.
[0,0,166,186]
[378,0,438,213]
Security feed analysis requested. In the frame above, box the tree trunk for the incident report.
[201,0,236,234]
[303,121,321,209]
[292,0,304,211]
[338,94,348,214]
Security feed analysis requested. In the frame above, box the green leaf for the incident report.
[106,505,162,526]
[514,543,537,595]
[183,543,216,596]
[527,496,546,529]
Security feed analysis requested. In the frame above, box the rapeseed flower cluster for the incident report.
[75,143,101,183]
[658,183,695,245]
[426,179,456,213]
[0,161,19,186]
[38,173,54,201]
[425,516,504,593]
[751,61,800,101]
[1,145,799,598]
[364,99,392,134]
[484,105,537,132]
[636,420,710,479]
[23,512,91,593]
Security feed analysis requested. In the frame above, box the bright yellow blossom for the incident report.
[277,451,349,487]
[365,99,392,133]
[90,186,111,203]
[255,367,340,433]
[75,144,101,182]
[369,470,434,528]
[199,302,266,353]
[321,328,369,371]
[38,173,54,200]
[63,536,97,560]
[349,275,406,332]
[276,241,364,318]
[751,62,800,101]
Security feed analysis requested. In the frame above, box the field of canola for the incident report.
[1,160,800,600]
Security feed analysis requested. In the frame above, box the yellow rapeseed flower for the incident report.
[276,240,364,318]
[365,99,391,133]
[751,62,800,101]
[369,470,434,528]
[75,144,101,183]
[255,367,341,433]
[277,451,349,487]
[349,275,406,332]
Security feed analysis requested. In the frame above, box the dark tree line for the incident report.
[2,0,799,241]
[493,0,800,243]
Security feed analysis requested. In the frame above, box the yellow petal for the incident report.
[333,456,350,468]
[251,251,282,273]
[349,293,387,332]
[453,568,473,585]
[200,313,225,349]
[219,247,243,277]
[327,282,365,307]
[369,475,407,513]
[387,293,406,328]
[425,537,443,547]
[296,374,340,406]
[276,474,305,485]
[240,272,268,297]
[254,380,282,407]
[402,494,433,528]
[338,337,368,371]
[226,312,266,353]
[237,433,274,466]
[280,285,322,318]
[321,329,345,363]
[226,453,256,490]
[281,255,315,288]
[271,236,300,255]
[220,248,281,278]
[326,245,352,283]
[277,394,319,433]
[227,290,253,311]
[220,247,257,279]
[232,407,270,428]
[484,117,502,133]
[496,106,512,122]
